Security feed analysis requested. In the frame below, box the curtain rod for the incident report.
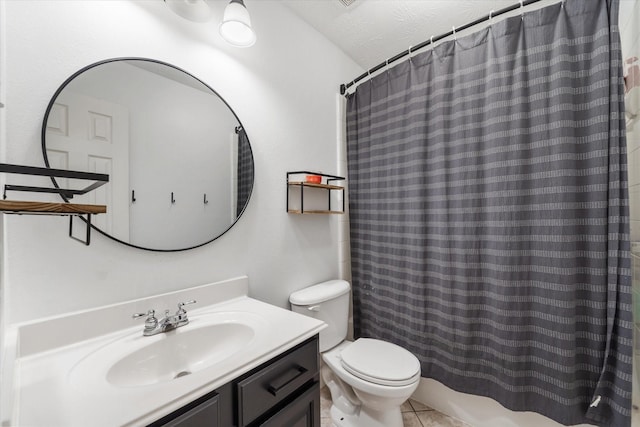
[339,0,550,96]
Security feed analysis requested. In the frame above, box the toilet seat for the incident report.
[340,338,421,387]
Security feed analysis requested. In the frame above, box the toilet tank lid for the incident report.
[289,280,351,305]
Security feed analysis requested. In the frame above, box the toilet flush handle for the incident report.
[307,305,321,312]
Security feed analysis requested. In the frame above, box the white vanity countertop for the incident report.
[9,277,326,427]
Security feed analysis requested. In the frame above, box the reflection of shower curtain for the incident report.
[346,1,632,425]
[236,127,253,216]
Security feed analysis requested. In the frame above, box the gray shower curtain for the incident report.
[346,1,632,426]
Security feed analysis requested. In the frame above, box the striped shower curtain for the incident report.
[345,0,632,425]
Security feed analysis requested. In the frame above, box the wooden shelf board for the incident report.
[287,210,344,215]
[0,200,106,215]
[288,181,344,190]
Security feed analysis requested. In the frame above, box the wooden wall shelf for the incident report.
[0,163,109,245]
[286,171,345,214]
[0,201,106,215]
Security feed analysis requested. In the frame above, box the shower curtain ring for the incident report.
[489,9,494,25]
[430,36,434,49]
[520,0,524,19]
[452,26,457,41]
[385,59,390,72]
[408,45,413,62]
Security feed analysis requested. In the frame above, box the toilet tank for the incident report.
[289,280,350,352]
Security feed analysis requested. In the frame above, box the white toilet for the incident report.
[290,280,421,427]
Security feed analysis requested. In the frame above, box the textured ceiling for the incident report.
[280,0,555,71]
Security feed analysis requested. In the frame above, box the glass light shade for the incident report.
[219,0,256,48]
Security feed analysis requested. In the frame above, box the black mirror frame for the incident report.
[41,57,254,252]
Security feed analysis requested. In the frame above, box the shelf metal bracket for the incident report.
[69,214,93,246]
[0,163,109,199]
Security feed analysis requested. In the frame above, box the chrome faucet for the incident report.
[133,300,197,336]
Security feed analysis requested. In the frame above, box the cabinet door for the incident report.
[162,396,219,427]
[259,382,320,427]
[148,389,220,427]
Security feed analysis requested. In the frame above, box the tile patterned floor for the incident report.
[320,386,470,427]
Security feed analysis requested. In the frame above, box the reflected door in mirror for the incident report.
[45,91,130,238]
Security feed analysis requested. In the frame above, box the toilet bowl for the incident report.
[289,280,421,427]
[322,339,421,427]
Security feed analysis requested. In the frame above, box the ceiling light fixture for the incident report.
[164,0,212,23]
[219,0,256,48]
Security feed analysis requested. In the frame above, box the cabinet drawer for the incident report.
[237,338,318,426]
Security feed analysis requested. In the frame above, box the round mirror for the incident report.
[42,58,254,251]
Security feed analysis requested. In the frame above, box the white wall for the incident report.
[0,0,362,325]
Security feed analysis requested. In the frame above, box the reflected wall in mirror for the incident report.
[42,58,254,251]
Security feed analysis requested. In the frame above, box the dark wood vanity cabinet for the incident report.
[149,335,320,427]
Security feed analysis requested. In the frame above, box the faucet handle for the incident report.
[133,309,158,332]
[132,309,155,319]
[177,300,197,314]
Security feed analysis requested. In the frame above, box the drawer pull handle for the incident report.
[267,365,308,397]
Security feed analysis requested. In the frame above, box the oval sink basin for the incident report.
[68,311,266,389]
[107,322,254,387]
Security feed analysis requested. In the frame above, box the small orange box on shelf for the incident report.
[305,175,322,184]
